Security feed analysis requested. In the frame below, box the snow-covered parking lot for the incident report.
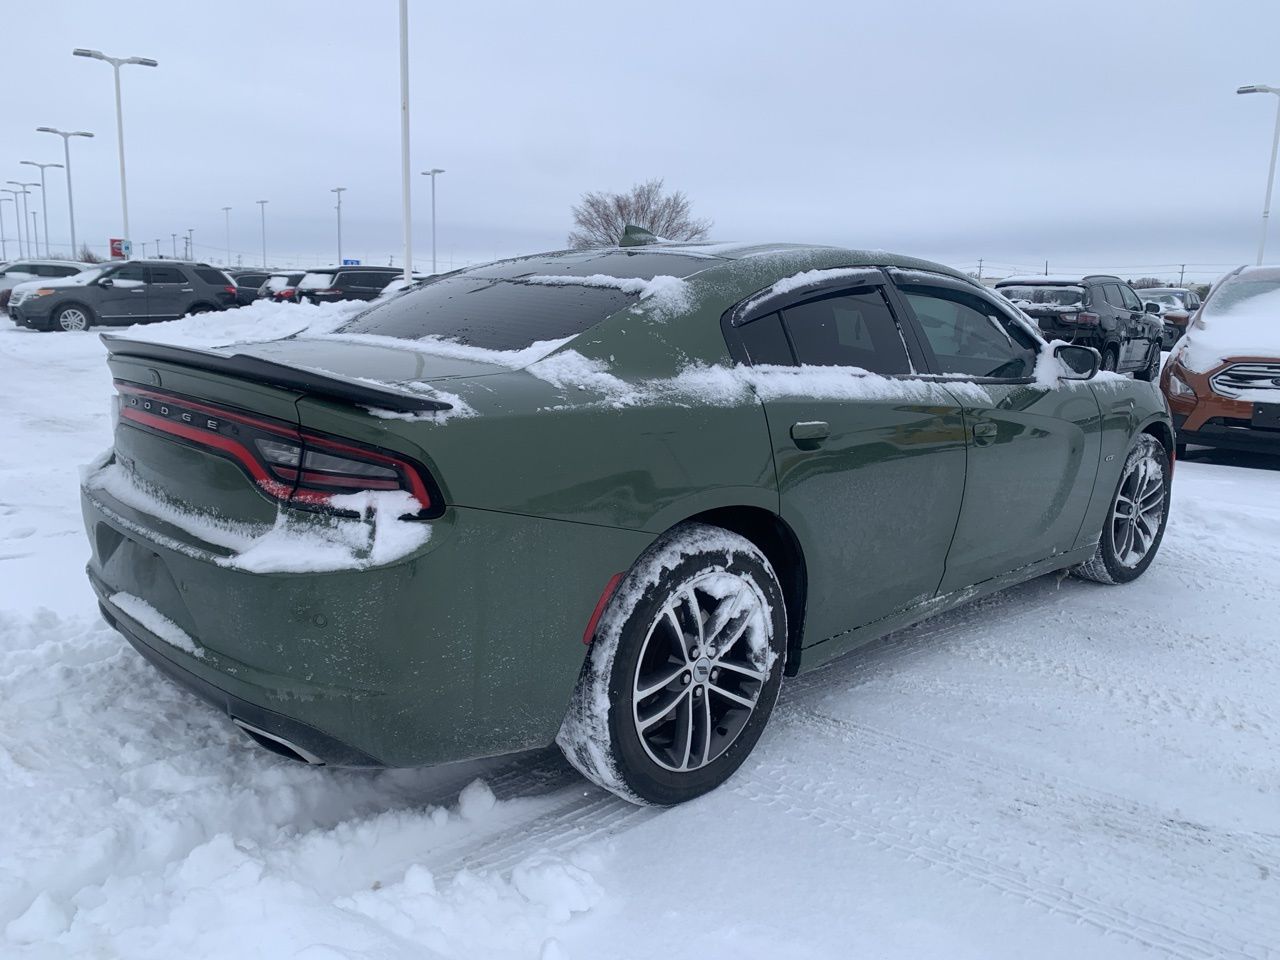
[2,307,1278,960]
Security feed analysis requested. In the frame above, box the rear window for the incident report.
[298,272,336,291]
[997,284,1085,307]
[193,268,230,285]
[235,273,268,287]
[338,276,637,349]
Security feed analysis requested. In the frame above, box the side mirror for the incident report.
[1144,301,1161,313]
[1054,343,1100,380]
[98,277,114,288]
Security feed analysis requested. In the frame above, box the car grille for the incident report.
[1209,362,1280,398]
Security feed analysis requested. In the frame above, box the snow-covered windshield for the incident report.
[264,274,300,292]
[339,276,638,350]
[1203,276,1280,320]
[1142,293,1183,309]
[998,285,1085,307]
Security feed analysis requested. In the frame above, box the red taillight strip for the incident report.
[115,382,434,510]
[118,383,296,437]
[119,406,295,500]
[583,572,625,645]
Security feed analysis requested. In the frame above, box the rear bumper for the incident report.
[81,479,653,767]
[95,584,383,766]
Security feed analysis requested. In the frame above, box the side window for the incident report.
[737,312,794,366]
[335,272,364,289]
[1102,283,1123,308]
[901,285,1038,379]
[1119,285,1143,311]
[113,263,146,283]
[779,287,911,374]
[147,266,187,284]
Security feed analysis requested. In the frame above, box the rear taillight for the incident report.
[1075,312,1101,326]
[224,285,237,296]
[114,382,436,513]
[275,288,295,299]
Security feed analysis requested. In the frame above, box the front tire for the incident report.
[1101,345,1120,372]
[53,303,93,332]
[557,523,787,806]
[1073,434,1171,585]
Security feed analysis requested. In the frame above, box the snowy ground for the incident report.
[2,307,1278,959]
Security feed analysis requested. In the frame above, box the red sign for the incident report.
[109,238,130,259]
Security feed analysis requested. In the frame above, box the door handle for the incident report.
[972,421,998,445]
[791,421,830,448]
[130,289,145,294]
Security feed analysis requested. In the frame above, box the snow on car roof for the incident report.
[996,275,1094,286]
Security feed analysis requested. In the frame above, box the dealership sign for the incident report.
[109,238,133,260]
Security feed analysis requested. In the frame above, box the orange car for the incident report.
[1160,265,1280,456]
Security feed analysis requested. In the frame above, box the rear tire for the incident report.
[1073,434,1170,585]
[53,303,93,332]
[557,523,787,806]
[1101,346,1120,372]
[1134,342,1160,382]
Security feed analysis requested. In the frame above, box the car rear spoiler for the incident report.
[100,334,453,413]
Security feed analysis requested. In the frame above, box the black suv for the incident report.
[227,269,272,307]
[294,266,403,303]
[994,274,1163,380]
[9,260,236,332]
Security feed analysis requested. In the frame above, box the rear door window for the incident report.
[148,266,188,284]
[737,312,794,366]
[1119,284,1143,312]
[778,287,911,374]
[339,276,638,349]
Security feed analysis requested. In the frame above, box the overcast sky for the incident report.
[4,0,1279,281]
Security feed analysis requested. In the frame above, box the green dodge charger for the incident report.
[81,235,1174,805]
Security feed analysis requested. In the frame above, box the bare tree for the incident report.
[568,178,711,248]
[1130,277,1165,289]
[77,244,104,264]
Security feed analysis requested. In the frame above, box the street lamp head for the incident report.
[72,48,105,60]
[126,57,158,67]
[421,168,445,176]
[21,161,64,170]
[331,186,346,193]
[1238,84,1280,96]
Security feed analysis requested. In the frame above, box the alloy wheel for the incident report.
[1110,449,1166,568]
[631,571,772,773]
[58,308,88,332]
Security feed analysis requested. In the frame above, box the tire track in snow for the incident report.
[738,707,1280,960]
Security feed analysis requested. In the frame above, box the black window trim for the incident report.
[721,267,930,375]
[885,269,1043,385]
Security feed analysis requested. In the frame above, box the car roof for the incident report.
[7,258,91,268]
[457,242,975,287]
[996,274,1121,286]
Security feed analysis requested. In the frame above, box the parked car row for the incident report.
[2,258,422,330]
[994,273,1164,380]
[1139,286,1202,349]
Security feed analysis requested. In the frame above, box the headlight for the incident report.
[1168,371,1196,399]
[31,288,57,297]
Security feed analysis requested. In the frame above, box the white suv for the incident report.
[1,260,91,312]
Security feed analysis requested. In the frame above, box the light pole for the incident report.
[72,48,158,256]
[171,233,177,258]
[331,187,346,263]
[420,169,445,274]
[186,229,194,260]
[398,0,412,282]
[20,161,64,257]
[1,190,23,257]
[37,128,94,259]
[256,200,268,267]
[31,211,39,258]
[1238,84,1280,265]
[222,206,231,265]
[6,183,37,257]
[0,197,11,260]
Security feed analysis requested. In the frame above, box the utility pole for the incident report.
[1179,263,1186,285]
[1044,259,1049,276]
[171,233,177,258]
[977,258,983,281]
[257,199,268,267]
[0,197,10,260]
[154,238,161,258]
[186,228,194,260]
[222,206,231,265]
[31,211,39,257]
[331,187,346,263]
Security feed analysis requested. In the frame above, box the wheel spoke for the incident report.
[638,689,687,732]
[678,692,695,770]
[708,683,757,709]
[635,665,686,701]
[704,589,747,651]
[661,605,690,663]
[680,589,705,652]
[713,659,766,682]
[698,690,713,768]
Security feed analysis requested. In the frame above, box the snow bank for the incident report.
[1179,284,1280,374]
[84,461,430,573]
